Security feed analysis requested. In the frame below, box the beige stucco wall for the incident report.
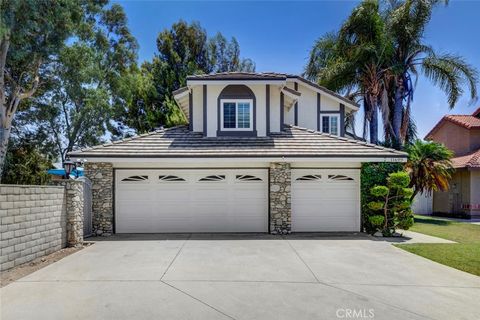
[189,82,349,136]
[429,121,472,156]
[470,129,480,151]
[470,170,480,217]
[191,85,203,132]
[270,85,281,133]
[433,169,471,215]
[297,83,319,130]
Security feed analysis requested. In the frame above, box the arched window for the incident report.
[217,85,257,136]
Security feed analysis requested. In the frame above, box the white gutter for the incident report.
[79,156,407,164]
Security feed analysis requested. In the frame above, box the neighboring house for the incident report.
[425,107,480,218]
[69,72,406,235]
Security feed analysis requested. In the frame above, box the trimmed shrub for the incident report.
[361,162,403,234]
[367,171,414,236]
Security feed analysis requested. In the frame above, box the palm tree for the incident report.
[405,140,454,201]
[306,0,478,148]
[386,0,478,147]
[305,0,392,144]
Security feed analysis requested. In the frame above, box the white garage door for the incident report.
[115,169,268,233]
[292,169,360,232]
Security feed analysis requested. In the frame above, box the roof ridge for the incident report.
[286,125,407,155]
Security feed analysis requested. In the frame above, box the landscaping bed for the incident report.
[396,215,480,276]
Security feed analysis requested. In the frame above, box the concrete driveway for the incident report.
[1,233,479,320]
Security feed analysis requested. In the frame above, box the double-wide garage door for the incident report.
[116,169,269,233]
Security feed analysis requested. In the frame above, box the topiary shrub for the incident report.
[361,162,403,234]
[367,171,414,236]
[368,215,385,229]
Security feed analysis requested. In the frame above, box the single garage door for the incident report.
[115,169,268,233]
[291,169,360,232]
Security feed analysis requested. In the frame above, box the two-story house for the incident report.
[70,72,406,235]
[425,107,480,218]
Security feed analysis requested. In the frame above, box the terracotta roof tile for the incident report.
[443,115,480,129]
[452,149,480,168]
[472,106,480,117]
[425,108,480,140]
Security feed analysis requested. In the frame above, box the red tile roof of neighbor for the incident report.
[451,149,480,169]
[425,107,480,139]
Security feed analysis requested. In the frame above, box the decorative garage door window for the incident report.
[328,174,354,181]
[296,174,322,181]
[199,175,226,182]
[236,175,263,182]
[159,175,186,182]
[121,175,148,182]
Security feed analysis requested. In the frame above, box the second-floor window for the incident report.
[321,114,340,135]
[221,99,253,131]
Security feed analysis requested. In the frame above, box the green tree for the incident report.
[0,0,105,179]
[208,33,255,73]
[405,139,454,201]
[1,137,53,185]
[16,4,137,162]
[386,0,478,147]
[367,171,414,236]
[305,0,392,144]
[120,20,255,134]
[361,162,403,233]
[305,0,478,148]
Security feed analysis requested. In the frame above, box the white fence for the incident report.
[412,192,433,215]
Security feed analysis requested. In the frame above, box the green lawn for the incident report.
[395,215,480,276]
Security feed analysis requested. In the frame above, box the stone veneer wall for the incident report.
[0,185,67,271]
[269,162,291,234]
[84,162,113,235]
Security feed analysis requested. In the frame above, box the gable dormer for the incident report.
[173,72,359,138]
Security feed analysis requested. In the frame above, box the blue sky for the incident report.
[117,0,480,139]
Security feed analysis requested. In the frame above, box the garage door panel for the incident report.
[232,189,268,200]
[315,190,358,200]
[153,187,189,198]
[116,189,152,201]
[116,169,268,233]
[292,169,360,232]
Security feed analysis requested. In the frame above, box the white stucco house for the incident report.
[69,72,407,235]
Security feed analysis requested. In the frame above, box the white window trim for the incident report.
[320,114,340,135]
[220,99,253,131]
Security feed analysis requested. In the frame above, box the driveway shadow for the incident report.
[87,232,370,241]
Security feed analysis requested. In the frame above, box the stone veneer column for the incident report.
[52,180,84,246]
[269,162,291,234]
[84,162,113,235]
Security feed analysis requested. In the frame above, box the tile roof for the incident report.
[425,108,480,139]
[282,86,301,96]
[186,72,287,81]
[172,86,189,96]
[69,125,407,159]
[184,72,359,108]
[451,149,480,169]
[473,107,480,117]
[444,115,480,129]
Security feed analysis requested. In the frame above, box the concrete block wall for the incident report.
[0,185,67,271]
